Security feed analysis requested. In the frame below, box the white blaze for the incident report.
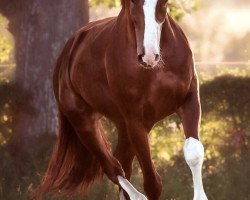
[143,0,162,67]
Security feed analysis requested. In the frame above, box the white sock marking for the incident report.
[118,176,148,200]
[184,137,208,200]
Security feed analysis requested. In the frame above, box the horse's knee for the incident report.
[100,154,125,185]
[183,137,204,168]
[114,136,135,179]
[144,172,162,200]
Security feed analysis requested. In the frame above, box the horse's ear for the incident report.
[121,0,126,7]
[121,0,133,7]
[121,0,127,6]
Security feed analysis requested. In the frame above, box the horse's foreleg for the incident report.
[184,138,207,200]
[125,121,162,200]
[114,124,136,200]
[177,77,208,200]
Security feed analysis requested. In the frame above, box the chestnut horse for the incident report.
[35,0,208,199]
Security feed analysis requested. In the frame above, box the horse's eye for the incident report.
[131,0,135,3]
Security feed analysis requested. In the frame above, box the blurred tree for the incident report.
[0,0,89,140]
[0,1,89,189]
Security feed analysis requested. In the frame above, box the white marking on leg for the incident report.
[143,0,162,67]
[184,137,208,200]
[118,176,148,200]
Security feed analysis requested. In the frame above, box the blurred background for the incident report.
[0,0,249,199]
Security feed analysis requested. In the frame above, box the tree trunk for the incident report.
[0,0,89,139]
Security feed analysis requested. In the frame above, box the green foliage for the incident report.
[0,82,14,146]
[197,64,250,83]
[168,0,201,21]
[198,76,250,200]
[0,82,33,147]
[0,37,12,63]
[201,75,250,131]
[0,134,54,200]
[0,15,13,64]
[89,0,121,8]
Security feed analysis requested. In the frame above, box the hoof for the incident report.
[193,191,208,200]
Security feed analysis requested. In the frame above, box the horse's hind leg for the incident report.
[67,111,125,184]
[177,77,208,200]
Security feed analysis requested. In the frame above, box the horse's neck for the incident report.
[165,14,178,38]
[159,14,178,51]
[115,8,136,46]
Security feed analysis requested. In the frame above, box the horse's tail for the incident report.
[33,110,104,199]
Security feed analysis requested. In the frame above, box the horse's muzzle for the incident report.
[138,53,160,68]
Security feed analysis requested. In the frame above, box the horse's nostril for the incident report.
[138,54,144,63]
[155,54,160,61]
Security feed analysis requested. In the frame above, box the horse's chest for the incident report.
[145,74,189,119]
[118,72,190,122]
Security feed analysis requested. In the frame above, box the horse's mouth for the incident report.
[139,60,164,69]
[139,63,154,69]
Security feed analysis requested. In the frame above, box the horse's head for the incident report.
[127,0,167,68]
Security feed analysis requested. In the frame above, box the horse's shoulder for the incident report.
[68,17,117,49]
